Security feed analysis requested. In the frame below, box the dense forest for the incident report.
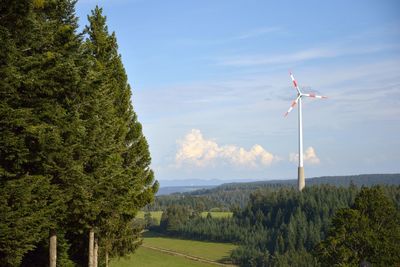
[150,184,400,266]
[147,174,400,211]
[0,1,157,266]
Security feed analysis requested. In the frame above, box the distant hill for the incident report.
[157,174,400,196]
[157,178,261,195]
[192,173,400,195]
[157,185,216,196]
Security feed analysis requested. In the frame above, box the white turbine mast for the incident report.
[284,72,327,191]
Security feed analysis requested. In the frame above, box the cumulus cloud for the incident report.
[289,147,320,165]
[175,129,276,168]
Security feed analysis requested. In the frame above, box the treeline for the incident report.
[0,1,157,267]
[151,184,400,266]
[145,194,229,212]
[147,174,400,211]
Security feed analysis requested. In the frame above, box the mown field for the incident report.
[200,211,232,219]
[110,246,217,267]
[136,211,232,224]
[136,211,164,224]
[110,231,237,267]
[143,232,237,262]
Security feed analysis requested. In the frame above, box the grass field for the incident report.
[142,232,237,262]
[136,211,232,225]
[136,211,163,224]
[200,211,232,219]
[110,246,217,267]
[110,232,237,267]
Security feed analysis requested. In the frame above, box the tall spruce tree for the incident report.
[1,0,85,266]
[1,2,157,265]
[81,6,158,266]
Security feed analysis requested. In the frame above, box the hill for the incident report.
[191,173,400,195]
[157,186,216,196]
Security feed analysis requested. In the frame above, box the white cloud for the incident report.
[175,129,276,168]
[289,147,320,165]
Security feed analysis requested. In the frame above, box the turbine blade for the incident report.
[290,72,301,94]
[284,96,301,117]
[303,93,327,99]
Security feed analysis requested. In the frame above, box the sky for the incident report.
[75,0,400,183]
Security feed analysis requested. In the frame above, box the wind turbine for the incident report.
[284,72,327,191]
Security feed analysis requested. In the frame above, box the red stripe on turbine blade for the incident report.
[293,80,297,88]
[310,93,316,97]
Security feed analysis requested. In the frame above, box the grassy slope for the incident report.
[136,211,163,223]
[143,234,237,262]
[110,246,216,267]
[136,211,232,224]
[200,211,232,218]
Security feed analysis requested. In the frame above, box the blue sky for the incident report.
[76,0,400,182]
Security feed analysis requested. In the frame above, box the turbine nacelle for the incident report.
[284,72,327,117]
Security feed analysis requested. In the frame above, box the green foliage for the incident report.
[315,186,400,266]
[160,205,193,232]
[0,1,157,266]
[153,184,400,267]
[0,176,56,266]
[20,231,75,267]
[81,7,158,262]
[0,0,83,265]
[148,174,400,212]
[144,212,159,228]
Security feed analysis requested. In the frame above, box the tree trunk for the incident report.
[49,229,57,267]
[105,251,109,267]
[88,228,94,267]
[93,238,98,267]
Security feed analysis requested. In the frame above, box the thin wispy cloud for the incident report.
[218,43,398,67]
[173,26,282,46]
[234,27,281,40]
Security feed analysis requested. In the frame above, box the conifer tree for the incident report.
[1,2,157,266]
[1,0,85,265]
[81,6,158,265]
[315,186,400,266]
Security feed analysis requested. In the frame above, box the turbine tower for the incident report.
[284,72,327,191]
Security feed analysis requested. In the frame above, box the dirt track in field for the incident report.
[141,244,237,267]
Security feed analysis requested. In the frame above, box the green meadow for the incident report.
[136,211,232,225]
[111,231,237,267]
[200,211,232,219]
[143,233,237,262]
[136,211,164,224]
[110,246,217,267]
